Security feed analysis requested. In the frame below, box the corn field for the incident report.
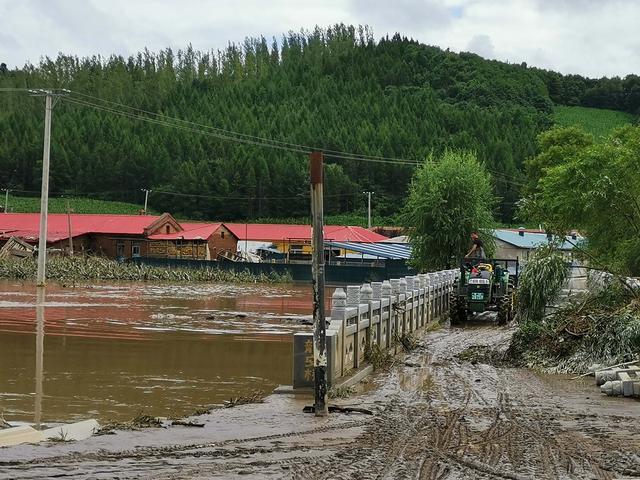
[0,256,292,284]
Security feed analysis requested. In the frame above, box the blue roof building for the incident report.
[492,228,582,260]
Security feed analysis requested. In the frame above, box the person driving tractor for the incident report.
[465,232,485,259]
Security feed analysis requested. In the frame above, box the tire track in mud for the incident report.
[289,325,634,480]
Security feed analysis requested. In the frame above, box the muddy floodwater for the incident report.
[0,280,322,424]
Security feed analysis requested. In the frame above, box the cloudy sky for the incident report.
[1,0,638,78]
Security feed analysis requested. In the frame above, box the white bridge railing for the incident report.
[292,270,458,389]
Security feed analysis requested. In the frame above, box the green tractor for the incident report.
[449,258,519,325]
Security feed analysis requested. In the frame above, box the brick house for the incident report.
[0,213,238,260]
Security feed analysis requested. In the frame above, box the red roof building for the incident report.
[0,213,237,260]
[224,223,387,243]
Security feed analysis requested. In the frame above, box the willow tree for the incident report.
[403,150,496,271]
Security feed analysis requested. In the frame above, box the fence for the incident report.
[133,257,415,284]
[292,269,458,389]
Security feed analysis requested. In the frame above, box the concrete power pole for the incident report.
[141,188,152,214]
[66,199,74,255]
[2,188,9,213]
[310,151,328,417]
[29,89,68,286]
[363,191,374,229]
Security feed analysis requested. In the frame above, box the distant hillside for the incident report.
[553,106,634,139]
[4,196,152,215]
[1,25,638,222]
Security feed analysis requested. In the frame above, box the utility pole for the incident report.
[310,151,328,417]
[2,188,9,213]
[363,191,374,229]
[141,188,152,214]
[66,199,74,255]
[29,89,67,286]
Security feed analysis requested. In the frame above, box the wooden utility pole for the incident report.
[310,151,328,416]
[66,199,74,255]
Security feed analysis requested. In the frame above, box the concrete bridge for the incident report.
[291,269,458,390]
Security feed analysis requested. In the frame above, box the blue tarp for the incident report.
[326,241,412,260]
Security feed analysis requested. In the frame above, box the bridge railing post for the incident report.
[331,288,347,377]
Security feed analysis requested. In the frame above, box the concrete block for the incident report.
[292,332,337,388]
[601,380,623,396]
[0,425,44,447]
[346,285,360,306]
[617,372,636,397]
[42,419,99,441]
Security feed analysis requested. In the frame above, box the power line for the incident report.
[152,188,359,201]
[63,95,425,167]
[69,90,423,165]
[2,87,529,182]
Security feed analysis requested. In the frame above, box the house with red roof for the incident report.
[0,213,391,262]
[224,223,388,257]
[0,213,238,260]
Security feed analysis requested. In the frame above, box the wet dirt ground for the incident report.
[2,318,639,479]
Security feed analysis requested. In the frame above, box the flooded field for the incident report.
[0,280,321,424]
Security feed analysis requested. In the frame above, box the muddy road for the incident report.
[2,322,639,479]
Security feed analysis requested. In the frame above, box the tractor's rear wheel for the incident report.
[497,295,513,325]
[449,293,467,325]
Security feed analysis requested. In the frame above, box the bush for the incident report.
[510,281,640,372]
[515,244,568,323]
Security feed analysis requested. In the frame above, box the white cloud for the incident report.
[466,34,495,58]
[0,0,638,77]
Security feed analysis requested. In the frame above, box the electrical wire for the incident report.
[3,87,528,183]
[69,90,423,165]
[63,96,424,167]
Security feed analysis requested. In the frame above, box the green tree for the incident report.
[402,150,496,270]
[520,125,640,275]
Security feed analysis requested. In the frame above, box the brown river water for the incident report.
[0,280,323,424]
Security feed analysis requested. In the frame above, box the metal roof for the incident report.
[0,214,225,242]
[326,241,412,260]
[493,229,580,250]
[225,224,387,243]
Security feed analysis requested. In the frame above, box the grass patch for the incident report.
[553,106,634,140]
[46,429,74,443]
[95,411,163,435]
[364,343,396,371]
[3,196,153,215]
[0,256,292,283]
[223,390,266,408]
[395,332,420,352]
[328,386,356,399]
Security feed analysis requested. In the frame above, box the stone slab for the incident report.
[0,425,44,447]
[42,419,99,441]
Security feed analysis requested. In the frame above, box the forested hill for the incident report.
[1,25,638,222]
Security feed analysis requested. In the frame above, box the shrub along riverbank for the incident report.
[510,280,640,373]
[505,245,640,373]
[0,256,292,283]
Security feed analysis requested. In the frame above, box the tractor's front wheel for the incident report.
[449,293,467,325]
[496,295,513,325]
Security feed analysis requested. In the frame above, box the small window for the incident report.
[221,231,225,239]
[165,225,171,234]
[132,243,141,257]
